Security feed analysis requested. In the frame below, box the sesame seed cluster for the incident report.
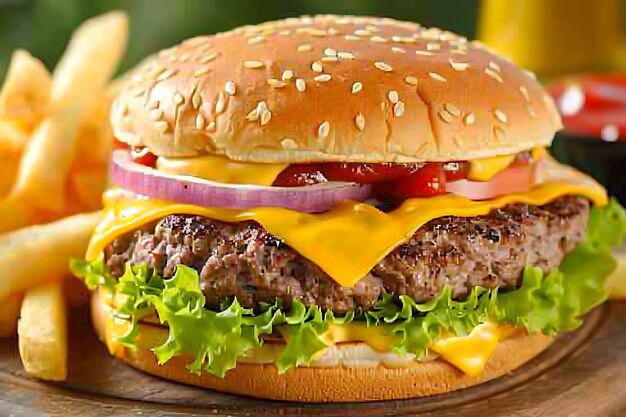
[112,15,562,163]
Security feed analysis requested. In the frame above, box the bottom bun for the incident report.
[91,292,553,402]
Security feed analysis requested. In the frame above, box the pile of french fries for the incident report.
[0,11,128,381]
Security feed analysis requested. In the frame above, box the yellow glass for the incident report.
[478,0,626,77]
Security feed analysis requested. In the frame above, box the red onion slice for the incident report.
[110,150,373,213]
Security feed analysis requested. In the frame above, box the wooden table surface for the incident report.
[0,302,624,417]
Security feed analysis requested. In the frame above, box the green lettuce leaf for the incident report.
[72,200,626,377]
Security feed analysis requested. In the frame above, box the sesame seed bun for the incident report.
[92,291,553,402]
[111,15,562,164]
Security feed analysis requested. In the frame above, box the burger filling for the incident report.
[103,196,588,315]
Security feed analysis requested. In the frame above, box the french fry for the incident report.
[0,211,102,297]
[18,283,67,381]
[0,197,51,234]
[0,294,23,338]
[51,11,128,105]
[0,49,51,127]
[11,11,128,213]
[10,105,83,213]
[0,120,28,154]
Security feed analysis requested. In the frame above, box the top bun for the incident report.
[112,15,562,163]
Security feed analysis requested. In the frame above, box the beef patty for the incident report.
[104,196,589,314]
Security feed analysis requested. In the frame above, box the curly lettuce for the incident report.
[71,199,626,378]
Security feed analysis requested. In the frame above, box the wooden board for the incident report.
[0,303,625,417]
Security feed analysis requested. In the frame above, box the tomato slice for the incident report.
[446,162,536,200]
[376,163,447,201]
[273,164,327,186]
[322,162,424,184]
[131,147,158,168]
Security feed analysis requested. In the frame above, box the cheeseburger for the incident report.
[72,15,626,402]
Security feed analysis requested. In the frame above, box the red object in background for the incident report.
[548,74,626,141]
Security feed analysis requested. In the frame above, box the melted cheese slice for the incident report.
[429,322,500,376]
[156,152,530,185]
[468,155,517,181]
[156,155,288,186]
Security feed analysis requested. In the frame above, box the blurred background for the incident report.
[0,0,480,80]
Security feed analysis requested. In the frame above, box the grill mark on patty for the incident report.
[103,196,589,314]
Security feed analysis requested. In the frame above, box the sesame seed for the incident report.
[337,51,355,59]
[388,90,399,104]
[192,93,202,109]
[494,109,508,123]
[215,92,226,114]
[393,101,405,117]
[415,50,434,56]
[391,46,406,54]
[322,56,339,62]
[281,138,298,149]
[318,121,330,138]
[247,35,266,45]
[352,81,363,94]
[464,112,475,125]
[298,44,313,52]
[154,121,169,133]
[444,102,461,117]
[426,42,441,51]
[173,92,184,105]
[449,60,469,71]
[428,72,447,82]
[256,101,268,114]
[296,78,306,92]
[404,76,418,86]
[224,81,236,95]
[246,108,259,121]
[519,86,530,101]
[525,69,537,80]
[260,109,272,125]
[244,60,264,69]
[344,35,361,41]
[309,28,327,37]
[355,113,365,131]
[207,121,216,132]
[451,49,467,55]
[314,74,332,82]
[324,48,337,56]
[485,68,504,83]
[195,113,206,130]
[374,61,393,72]
[488,61,501,72]
[355,29,372,37]
[278,30,291,36]
[149,108,163,120]
[527,105,537,118]
[370,36,388,43]
[311,61,323,72]
[194,66,211,77]
[392,35,415,43]
[267,79,286,88]
[282,70,294,81]
[198,52,217,64]
[366,25,380,32]
[157,68,178,81]
[438,109,454,123]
